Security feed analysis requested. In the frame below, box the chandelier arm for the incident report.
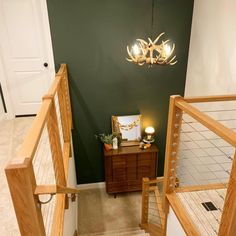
[168,56,177,64]
[138,62,145,66]
[126,58,133,62]
[148,37,154,45]
[137,39,148,46]
[170,60,178,65]
[127,46,136,61]
[153,32,165,44]
[163,39,170,44]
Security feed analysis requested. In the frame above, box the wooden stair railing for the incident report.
[140,177,165,236]
[162,95,236,236]
[5,64,76,236]
[140,94,236,236]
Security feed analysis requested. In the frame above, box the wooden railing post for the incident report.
[57,66,72,144]
[141,178,150,226]
[163,95,183,233]
[58,78,70,143]
[46,97,66,187]
[219,151,236,236]
[5,160,45,236]
[60,64,72,130]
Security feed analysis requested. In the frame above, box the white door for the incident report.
[0,0,55,115]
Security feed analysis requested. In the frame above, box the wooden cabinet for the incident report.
[104,145,158,194]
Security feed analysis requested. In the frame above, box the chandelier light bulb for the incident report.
[132,44,140,56]
[164,44,171,56]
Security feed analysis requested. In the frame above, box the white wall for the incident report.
[167,207,186,236]
[0,50,14,119]
[185,0,236,96]
[169,2,236,234]
[63,138,78,235]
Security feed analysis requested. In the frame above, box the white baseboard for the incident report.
[77,181,105,190]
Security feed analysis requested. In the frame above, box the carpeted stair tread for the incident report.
[79,227,150,236]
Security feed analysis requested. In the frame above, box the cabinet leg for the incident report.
[114,193,117,198]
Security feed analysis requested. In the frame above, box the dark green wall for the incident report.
[47,0,194,184]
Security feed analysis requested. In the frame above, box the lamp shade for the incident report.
[145,126,155,134]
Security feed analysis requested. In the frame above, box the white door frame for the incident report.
[0,51,14,119]
[0,0,55,118]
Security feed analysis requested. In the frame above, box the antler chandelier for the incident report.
[126,0,177,67]
[126,32,177,66]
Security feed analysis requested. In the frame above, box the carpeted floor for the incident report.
[77,188,142,235]
[0,117,34,236]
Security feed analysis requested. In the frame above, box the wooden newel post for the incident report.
[219,152,236,236]
[141,177,150,226]
[162,96,182,234]
[5,160,45,236]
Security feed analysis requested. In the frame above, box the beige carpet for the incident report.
[77,188,142,235]
[0,117,34,236]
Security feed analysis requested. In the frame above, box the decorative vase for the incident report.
[112,137,118,149]
[104,143,112,151]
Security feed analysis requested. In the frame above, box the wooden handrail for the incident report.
[162,94,236,236]
[5,64,74,236]
[175,98,236,147]
[184,94,236,103]
[219,151,236,235]
[175,183,227,193]
[140,177,164,235]
[35,185,79,195]
[166,193,200,236]
[8,100,52,167]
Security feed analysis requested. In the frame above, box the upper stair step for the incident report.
[79,227,150,236]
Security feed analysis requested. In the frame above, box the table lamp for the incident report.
[143,126,155,143]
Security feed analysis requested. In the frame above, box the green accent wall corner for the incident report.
[47,0,194,184]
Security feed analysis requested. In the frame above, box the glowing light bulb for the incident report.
[164,44,171,56]
[132,44,140,56]
[145,126,155,142]
[145,126,155,134]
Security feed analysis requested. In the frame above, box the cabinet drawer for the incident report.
[112,155,126,182]
[126,154,137,180]
[138,153,156,179]
[111,154,137,182]
[107,182,128,193]
[104,145,158,194]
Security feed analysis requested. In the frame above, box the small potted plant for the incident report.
[95,133,114,151]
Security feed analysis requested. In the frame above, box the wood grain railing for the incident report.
[140,94,236,236]
[5,64,78,236]
[140,177,164,236]
[162,95,236,236]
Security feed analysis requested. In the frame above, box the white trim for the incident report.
[0,48,14,119]
[0,0,54,117]
[77,182,106,190]
[39,0,55,83]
